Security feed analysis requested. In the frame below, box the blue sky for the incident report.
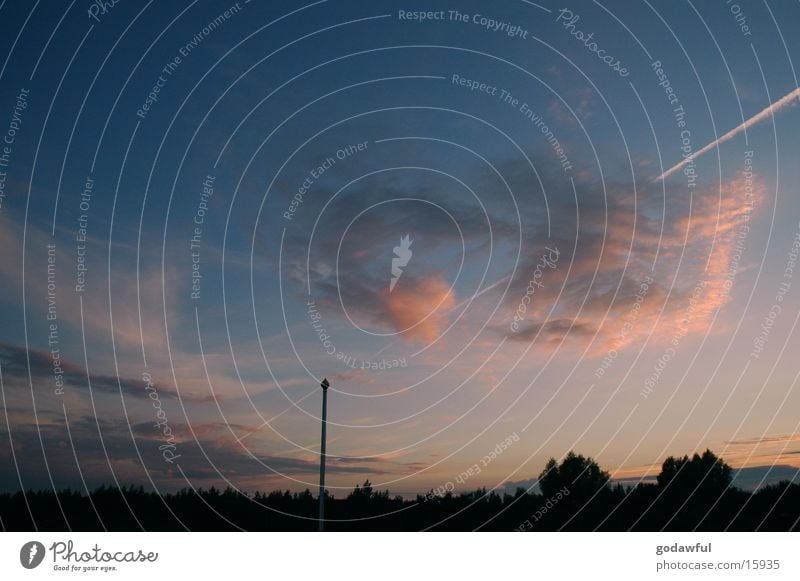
[1,0,800,497]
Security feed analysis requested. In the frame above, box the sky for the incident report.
[1,0,800,499]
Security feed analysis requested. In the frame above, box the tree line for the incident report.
[1,449,797,531]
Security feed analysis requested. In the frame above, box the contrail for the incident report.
[654,86,800,182]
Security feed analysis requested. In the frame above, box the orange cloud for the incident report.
[648,171,759,341]
[508,170,764,356]
[719,434,800,469]
[382,276,455,343]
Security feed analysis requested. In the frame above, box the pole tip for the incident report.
[320,378,330,390]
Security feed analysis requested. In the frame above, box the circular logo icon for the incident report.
[19,541,45,569]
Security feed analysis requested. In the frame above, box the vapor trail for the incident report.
[654,87,800,182]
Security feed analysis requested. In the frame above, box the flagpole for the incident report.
[318,378,330,531]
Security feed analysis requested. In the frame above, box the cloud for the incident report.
[497,169,762,355]
[507,319,596,343]
[275,172,503,349]
[725,435,800,446]
[380,276,455,342]
[268,144,766,368]
[0,410,406,493]
[0,341,214,404]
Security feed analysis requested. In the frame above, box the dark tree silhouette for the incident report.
[650,449,735,530]
[540,451,610,497]
[0,449,796,531]
[536,451,614,529]
[657,449,732,492]
[348,480,375,500]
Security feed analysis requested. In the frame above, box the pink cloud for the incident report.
[381,276,456,343]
